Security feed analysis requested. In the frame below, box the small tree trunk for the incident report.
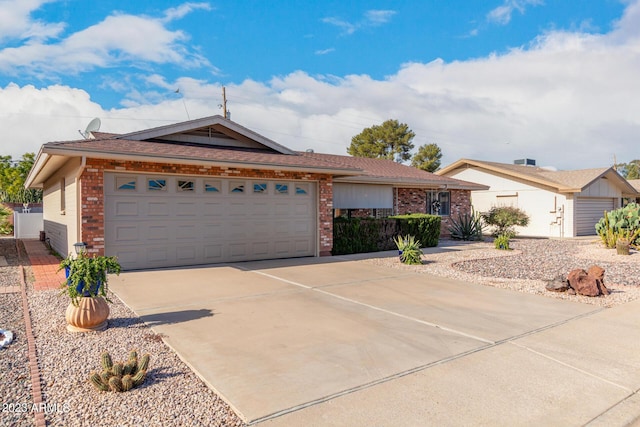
[616,238,630,256]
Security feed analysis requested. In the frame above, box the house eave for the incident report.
[38,146,363,176]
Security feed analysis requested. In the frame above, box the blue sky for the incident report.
[1,0,639,169]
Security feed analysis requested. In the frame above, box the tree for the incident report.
[616,160,640,180]
[411,143,442,172]
[482,206,530,237]
[347,119,415,162]
[0,153,42,203]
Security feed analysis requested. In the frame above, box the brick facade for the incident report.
[394,188,472,237]
[79,159,333,256]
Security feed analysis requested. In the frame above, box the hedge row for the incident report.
[332,214,441,255]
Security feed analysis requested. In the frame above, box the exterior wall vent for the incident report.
[514,158,536,166]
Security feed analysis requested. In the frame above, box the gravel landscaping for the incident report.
[2,236,639,427]
[367,238,640,307]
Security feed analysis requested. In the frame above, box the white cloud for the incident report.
[0,4,211,76]
[323,9,397,35]
[487,0,544,25]
[315,48,335,55]
[0,0,64,42]
[364,10,396,25]
[162,2,212,23]
[2,2,640,171]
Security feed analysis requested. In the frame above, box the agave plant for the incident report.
[393,234,423,265]
[448,208,485,241]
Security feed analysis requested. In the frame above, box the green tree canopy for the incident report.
[411,143,442,172]
[0,153,42,203]
[616,160,640,180]
[347,119,415,162]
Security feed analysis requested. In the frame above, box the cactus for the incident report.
[123,360,136,376]
[137,354,150,372]
[111,362,124,377]
[121,375,134,392]
[89,350,151,393]
[101,351,113,371]
[100,369,111,384]
[132,370,146,387]
[108,376,123,392]
[90,372,109,392]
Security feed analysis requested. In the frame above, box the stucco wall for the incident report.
[42,158,82,256]
[444,168,572,237]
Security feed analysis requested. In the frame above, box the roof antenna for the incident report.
[175,89,190,120]
[78,118,101,139]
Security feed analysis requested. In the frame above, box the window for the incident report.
[178,180,195,192]
[253,183,267,193]
[116,177,136,191]
[427,191,450,216]
[275,183,288,194]
[295,184,309,195]
[230,182,245,193]
[148,178,166,191]
[204,180,221,193]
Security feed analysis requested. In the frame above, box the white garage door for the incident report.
[576,197,615,236]
[104,173,316,270]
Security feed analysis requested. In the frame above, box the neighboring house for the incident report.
[627,179,640,203]
[25,115,484,270]
[437,159,640,238]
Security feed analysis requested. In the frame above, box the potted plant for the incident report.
[59,252,121,332]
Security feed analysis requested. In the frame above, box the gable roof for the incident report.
[628,179,640,193]
[26,116,484,191]
[437,159,639,195]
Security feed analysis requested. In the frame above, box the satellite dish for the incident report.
[78,118,101,139]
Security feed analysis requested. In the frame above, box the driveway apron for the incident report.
[110,256,612,425]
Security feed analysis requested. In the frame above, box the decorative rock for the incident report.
[545,280,569,292]
[566,267,609,297]
[0,329,14,348]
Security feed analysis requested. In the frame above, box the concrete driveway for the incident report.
[109,254,640,426]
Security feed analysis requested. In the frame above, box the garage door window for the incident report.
[295,184,309,195]
[275,183,288,194]
[148,179,166,191]
[116,177,137,191]
[253,183,268,193]
[178,180,195,192]
[231,182,245,193]
[204,181,221,193]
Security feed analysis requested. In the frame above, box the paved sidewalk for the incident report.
[21,239,65,291]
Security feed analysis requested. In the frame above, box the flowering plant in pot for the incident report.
[58,252,121,332]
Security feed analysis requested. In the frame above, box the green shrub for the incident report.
[448,208,485,241]
[494,234,510,250]
[595,203,640,248]
[0,206,12,235]
[332,214,441,256]
[393,234,423,265]
[482,206,529,237]
[390,214,441,248]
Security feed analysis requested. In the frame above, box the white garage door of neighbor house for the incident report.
[104,173,316,270]
[576,197,615,236]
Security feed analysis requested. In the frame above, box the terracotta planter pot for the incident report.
[65,297,110,332]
